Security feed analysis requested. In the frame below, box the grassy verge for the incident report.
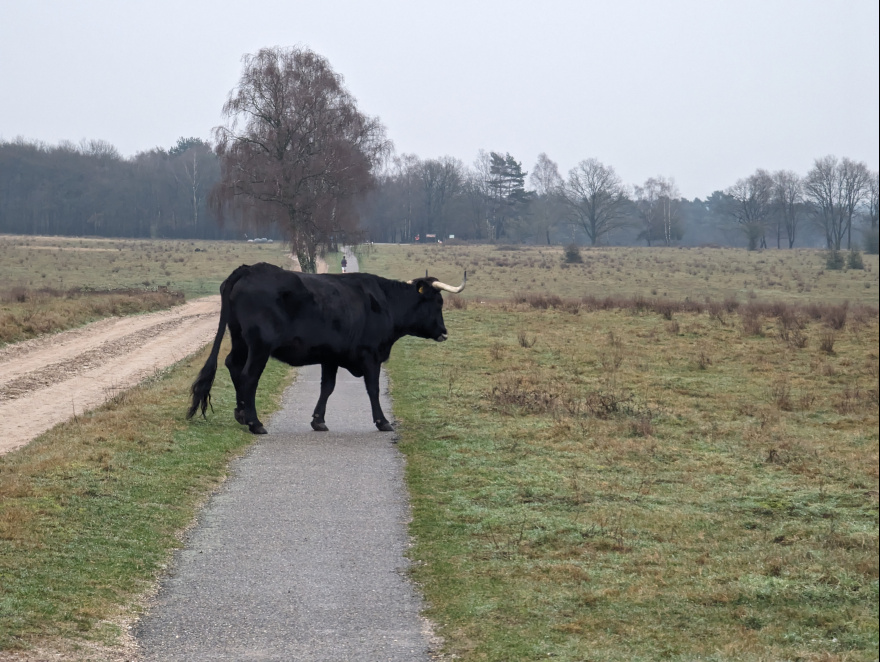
[0,236,293,346]
[0,342,293,655]
[0,288,185,346]
[387,303,878,661]
[0,236,291,299]
[323,249,343,273]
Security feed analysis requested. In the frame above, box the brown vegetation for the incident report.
[0,287,183,346]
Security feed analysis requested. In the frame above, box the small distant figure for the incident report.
[341,256,348,273]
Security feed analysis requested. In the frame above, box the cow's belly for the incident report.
[271,343,359,370]
[272,344,329,366]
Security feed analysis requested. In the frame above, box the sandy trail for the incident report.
[0,297,222,455]
[0,255,328,457]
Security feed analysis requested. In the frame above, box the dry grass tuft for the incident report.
[0,287,185,345]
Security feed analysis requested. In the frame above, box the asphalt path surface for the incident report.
[136,251,432,661]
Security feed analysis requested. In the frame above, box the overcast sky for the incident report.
[1,0,877,199]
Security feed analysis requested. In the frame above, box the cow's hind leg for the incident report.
[238,343,270,434]
[224,331,248,425]
[364,362,393,432]
[311,363,338,431]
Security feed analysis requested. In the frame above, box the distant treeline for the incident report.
[1,137,876,252]
[0,137,253,240]
[358,152,877,251]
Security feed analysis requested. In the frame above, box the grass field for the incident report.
[0,340,292,655]
[0,235,292,298]
[358,243,879,306]
[0,235,292,345]
[360,244,879,661]
[0,238,877,660]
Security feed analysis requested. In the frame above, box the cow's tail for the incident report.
[186,265,249,420]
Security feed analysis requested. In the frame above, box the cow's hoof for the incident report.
[311,420,329,432]
[376,421,394,432]
[234,409,246,425]
[249,423,268,435]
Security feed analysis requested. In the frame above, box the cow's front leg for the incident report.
[363,362,393,431]
[311,363,338,431]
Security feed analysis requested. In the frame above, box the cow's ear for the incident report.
[412,277,437,295]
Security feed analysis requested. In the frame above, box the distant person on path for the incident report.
[341,256,348,273]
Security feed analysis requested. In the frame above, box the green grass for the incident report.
[323,248,344,273]
[387,306,878,661]
[1,239,877,659]
[0,342,293,655]
[359,245,879,661]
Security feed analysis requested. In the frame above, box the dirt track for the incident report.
[0,297,222,455]
[0,256,328,457]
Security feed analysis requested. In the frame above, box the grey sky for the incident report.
[1,0,877,199]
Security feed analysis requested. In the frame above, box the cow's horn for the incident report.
[432,271,467,294]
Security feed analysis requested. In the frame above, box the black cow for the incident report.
[186,262,465,434]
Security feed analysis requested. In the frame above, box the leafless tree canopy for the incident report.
[0,136,235,239]
[3,92,876,252]
[529,153,562,196]
[419,156,465,242]
[212,46,390,271]
[528,153,564,245]
[724,169,775,250]
[771,170,804,249]
[867,172,880,230]
[560,159,630,246]
[633,176,681,247]
[804,155,871,251]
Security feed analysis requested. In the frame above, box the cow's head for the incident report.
[406,272,466,342]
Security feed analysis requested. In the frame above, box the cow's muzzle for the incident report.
[436,333,448,342]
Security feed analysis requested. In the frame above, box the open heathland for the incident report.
[360,242,878,306]
[0,239,877,660]
[0,235,290,297]
[360,244,879,661]
[0,235,291,345]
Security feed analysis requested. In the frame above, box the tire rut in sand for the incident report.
[0,318,189,401]
[0,296,221,456]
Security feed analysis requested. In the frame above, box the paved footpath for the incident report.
[136,250,432,661]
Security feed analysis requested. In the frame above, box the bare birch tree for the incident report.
[633,176,681,246]
[528,153,564,245]
[212,46,390,271]
[771,170,803,249]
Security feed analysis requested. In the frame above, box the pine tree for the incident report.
[486,152,529,241]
